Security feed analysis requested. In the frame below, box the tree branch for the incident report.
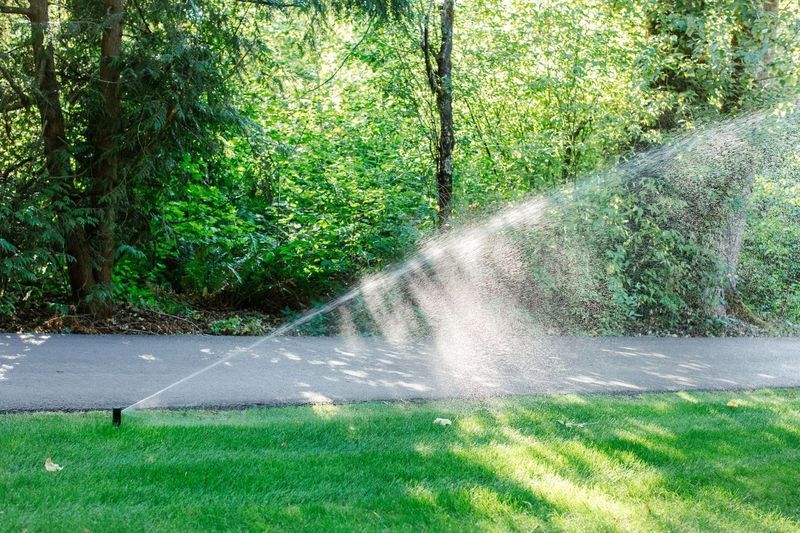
[130,0,152,34]
[237,0,307,8]
[302,17,375,96]
[0,5,30,16]
[0,62,30,107]
[1,99,27,113]
[1,155,34,182]
[420,0,436,93]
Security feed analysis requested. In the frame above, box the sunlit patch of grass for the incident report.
[1,389,799,531]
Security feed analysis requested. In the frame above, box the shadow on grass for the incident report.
[431,390,800,530]
[0,389,798,531]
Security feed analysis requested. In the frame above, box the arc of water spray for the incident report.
[124,104,797,412]
[123,287,361,412]
[123,214,514,411]
[124,197,552,411]
[118,190,609,411]
[123,246,441,410]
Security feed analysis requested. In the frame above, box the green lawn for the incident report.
[1,390,799,532]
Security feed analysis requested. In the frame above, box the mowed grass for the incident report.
[1,390,799,532]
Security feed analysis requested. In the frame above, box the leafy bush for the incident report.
[541,114,799,334]
[208,316,267,336]
[739,157,800,324]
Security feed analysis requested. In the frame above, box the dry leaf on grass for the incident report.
[44,458,63,472]
[557,419,593,428]
[727,400,740,408]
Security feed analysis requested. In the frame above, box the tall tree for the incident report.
[1,0,413,317]
[3,1,80,309]
[69,0,126,316]
[422,0,454,226]
[0,0,126,316]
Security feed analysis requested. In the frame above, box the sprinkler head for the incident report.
[112,408,122,427]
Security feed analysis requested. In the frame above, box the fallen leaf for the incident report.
[44,458,63,472]
[433,418,452,426]
[727,400,739,408]
[557,419,588,428]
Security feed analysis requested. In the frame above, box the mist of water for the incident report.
[125,103,800,411]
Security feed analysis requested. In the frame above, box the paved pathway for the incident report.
[0,334,798,411]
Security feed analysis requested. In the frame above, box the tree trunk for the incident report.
[422,0,454,226]
[28,0,68,194]
[717,184,752,287]
[25,0,97,306]
[435,0,454,226]
[85,0,125,317]
[23,0,126,317]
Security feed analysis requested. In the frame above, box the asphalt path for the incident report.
[1,334,798,411]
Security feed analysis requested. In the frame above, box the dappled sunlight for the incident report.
[601,348,669,359]
[4,389,798,529]
[459,485,543,529]
[405,482,438,508]
[675,391,700,403]
[624,419,679,440]
[0,334,50,382]
[448,439,654,529]
[0,0,797,527]
[311,403,340,418]
[0,363,14,381]
[4,328,796,420]
[403,390,800,530]
[567,375,645,390]
[455,415,489,437]
[552,393,591,406]
[301,391,333,403]
[18,334,50,346]
[611,429,686,462]
[536,474,649,530]
[663,486,800,531]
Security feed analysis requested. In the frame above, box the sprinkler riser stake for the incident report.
[112,408,122,427]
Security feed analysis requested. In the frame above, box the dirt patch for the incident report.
[0,303,281,335]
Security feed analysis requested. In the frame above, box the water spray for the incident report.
[119,105,799,415]
[122,286,365,412]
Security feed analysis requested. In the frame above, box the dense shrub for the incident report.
[739,157,800,324]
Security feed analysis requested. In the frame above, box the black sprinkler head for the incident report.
[112,408,122,427]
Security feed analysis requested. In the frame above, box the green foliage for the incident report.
[0,177,68,316]
[453,0,659,200]
[1,0,799,332]
[208,316,267,335]
[739,157,800,324]
[642,0,799,122]
[588,176,726,332]
[538,112,800,334]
